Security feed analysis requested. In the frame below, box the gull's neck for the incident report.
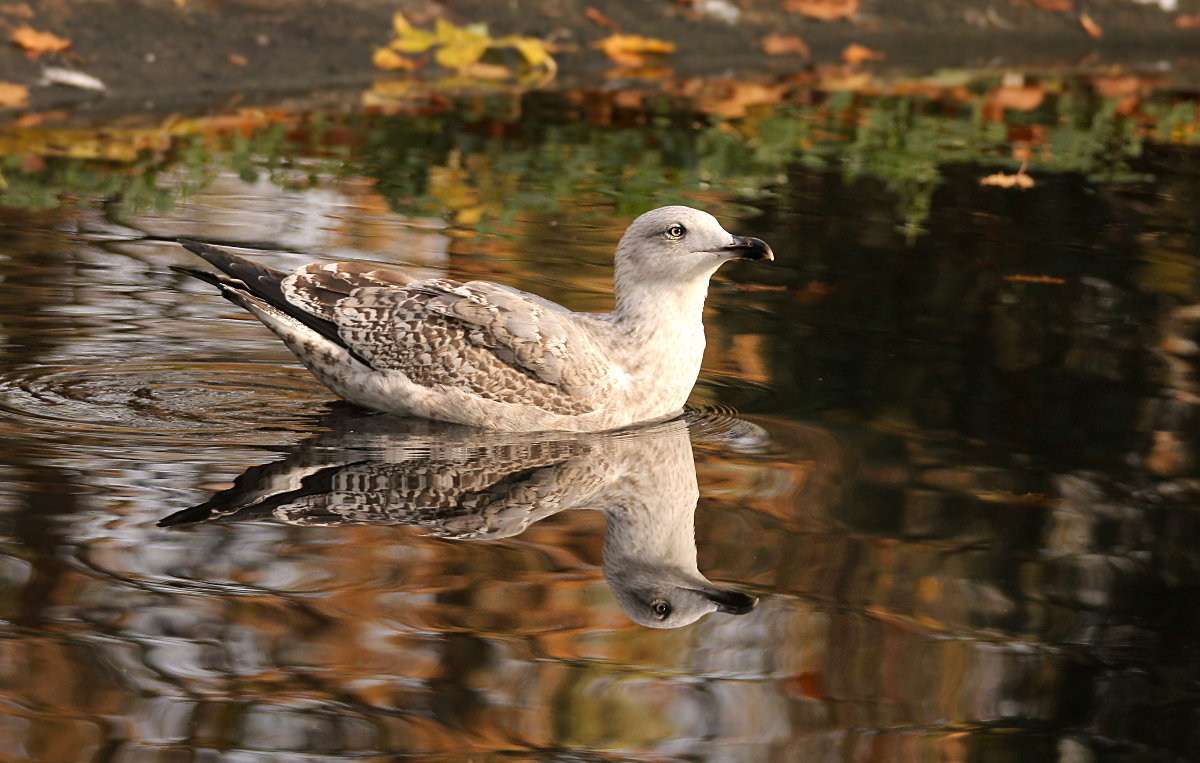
[611,262,715,337]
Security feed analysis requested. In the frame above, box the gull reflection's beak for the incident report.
[693,585,759,615]
[721,236,774,262]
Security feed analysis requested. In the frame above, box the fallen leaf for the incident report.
[1019,0,1072,11]
[9,26,70,58]
[372,47,417,71]
[594,34,676,67]
[842,43,883,64]
[584,6,617,28]
[433,19,491,70]
[1079,12,1102,38]
[227,53,247,66]
[1175,14,1200,28]
[784,0,857,20]
[983,85,1045,120]
[0,81,28,108]
[980,171,1035,189]
[459,62,511,79]
[1002,274,1066,284]
[501,35,555,71]
[0,3,34,18]
[762,33,810,56]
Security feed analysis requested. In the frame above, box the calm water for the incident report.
[0,78,1199,761]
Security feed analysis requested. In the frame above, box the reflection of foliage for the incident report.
[0,76,1197,231]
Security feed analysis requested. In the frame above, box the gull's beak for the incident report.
[692,585,759,615]
[721,236,774,262]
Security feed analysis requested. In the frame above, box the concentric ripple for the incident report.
[0,361,333,445]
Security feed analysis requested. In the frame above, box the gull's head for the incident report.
[606,563,759,629]
[614,205,773,284]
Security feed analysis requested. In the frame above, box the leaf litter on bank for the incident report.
[375,12,555,80]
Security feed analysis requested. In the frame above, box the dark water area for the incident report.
[0,77,1199,760]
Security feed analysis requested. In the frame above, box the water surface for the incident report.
[0,76,1199,760]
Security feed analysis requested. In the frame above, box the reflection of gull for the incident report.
[160,410,760,628]
[173,206,772,432]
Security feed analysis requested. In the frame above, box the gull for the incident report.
[174,206,773,432]
[158,410,762,629]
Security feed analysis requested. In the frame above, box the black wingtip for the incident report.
[169,263,224,289]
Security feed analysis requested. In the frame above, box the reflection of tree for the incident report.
[1,77,1193,236]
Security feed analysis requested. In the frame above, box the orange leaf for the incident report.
[986,85,1045,113]
[0,3,34,18]
[9,25,69,58]
[372,47,418,71]
[594,34,675,68]
[1079,12,1102,39]
[227,53,247,66]
[0,81,28,108]
[980,171,1035,189]
[1002,274,1066,284]
[762,34,811,56]
[842,43,883,64]
[584,6,617,28]
[1175,14,1200,28]
[784,0,857,20]
[1020,0,1072,11]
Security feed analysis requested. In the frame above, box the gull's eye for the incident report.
[664,224,686,240]
[652,600,672,619]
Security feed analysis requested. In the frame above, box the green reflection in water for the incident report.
[1,76,1197,235]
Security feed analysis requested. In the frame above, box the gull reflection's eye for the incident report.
[652,600,672,619]
[665,224,686,240]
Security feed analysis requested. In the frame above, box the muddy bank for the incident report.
[1,0,1200,119]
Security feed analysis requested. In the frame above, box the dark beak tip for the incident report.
[725,236,774,263]
[714,591,759,616]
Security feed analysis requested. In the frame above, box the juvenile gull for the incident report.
[174,206,773,432]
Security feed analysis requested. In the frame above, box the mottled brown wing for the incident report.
[331,279,615,414]
[280,261,416,322]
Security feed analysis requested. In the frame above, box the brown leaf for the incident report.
[1079,12,1102,39]
[0,3,34,18]
[762,34,810,56]
[1174,13,1200,28]
[9,25,70,58]
[594,34,675,68]
[227,53,247,66]
[784,0,857,20]
[584,7,617,29]
[842,43,883,64]
[0,81,28,108]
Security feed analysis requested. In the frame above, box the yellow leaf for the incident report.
[390,27,436,53]
[436,37,491,70]
[502,36,550,67]
[434,18,462,44]
[372,47,417,71]
[392,10,414,35]
[460,62,511,80]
